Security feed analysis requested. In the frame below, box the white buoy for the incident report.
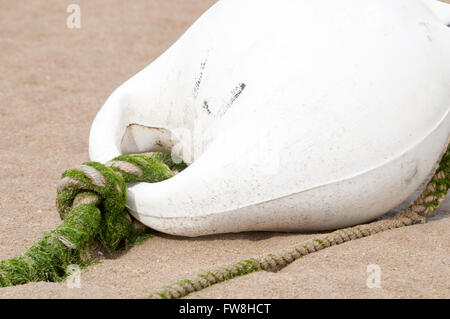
[89,0,450,236]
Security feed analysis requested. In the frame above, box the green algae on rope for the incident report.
[0,202,101,287]
[147,144,450,299]
[0,152,182,288]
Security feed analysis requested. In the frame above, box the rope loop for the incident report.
[0,152,178,288]
[56,154,174,253]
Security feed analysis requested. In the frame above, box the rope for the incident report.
[0,153,183,287]
[0,143,448,294]
[147,144,450,299]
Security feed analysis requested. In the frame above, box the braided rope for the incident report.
[147,144,450,299]
[0,144,448,292]
[0,153,182,287]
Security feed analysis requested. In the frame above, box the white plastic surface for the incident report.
[89,0,450,236]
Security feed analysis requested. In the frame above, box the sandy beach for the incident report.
[0,0,449,298]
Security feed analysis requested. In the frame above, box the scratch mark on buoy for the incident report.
[217,83,246,117]
[193,58,207,99]
[202,100,213,116]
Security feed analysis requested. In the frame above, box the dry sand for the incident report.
[0,0,449,299]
